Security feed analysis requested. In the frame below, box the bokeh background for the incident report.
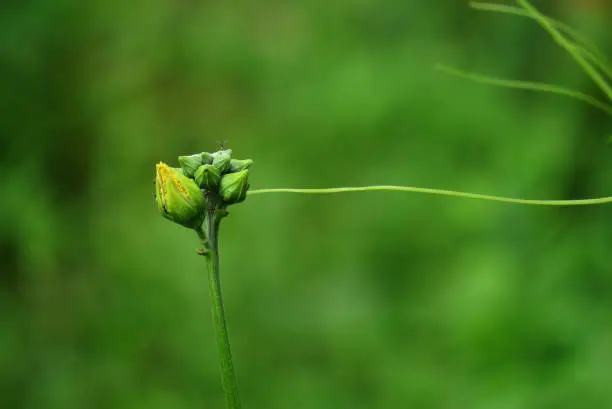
[2,1,612,408]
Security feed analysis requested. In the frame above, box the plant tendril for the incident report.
[248,186,612,206]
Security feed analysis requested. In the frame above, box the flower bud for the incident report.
[194,164,221,190]
[229,158,253,173]
[201,152,214,165]
[219,169,249,204]
[178,154,203,178]
[155,162,206,229]
[212,149,232,174]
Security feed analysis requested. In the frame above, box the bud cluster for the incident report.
[155,149,252,229]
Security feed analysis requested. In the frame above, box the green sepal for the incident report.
[155,162,206,229]
[194,164,221,190]
[178,154,204,178]
[212,149,232,174]
[219,169,249,204]
[229,158,253,173]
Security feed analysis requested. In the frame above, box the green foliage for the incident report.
[2,1,612,409]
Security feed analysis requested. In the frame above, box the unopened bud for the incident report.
[155,162,206,229]
[219,169,249,204]
[212,149,232,174]
[178,154,203,178]
[194,164,221,190]
[229,158,253,173]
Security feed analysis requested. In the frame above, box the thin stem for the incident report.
[436,64,612,116]
[470,1,612,80]
[248,186,612,206]
[516,0,612,103]
[204,209,241,409]
[573,46,612,83]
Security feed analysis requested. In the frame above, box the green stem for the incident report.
[516,0,612,103]
[470,1,612,79]
[436,64,612,116]
[203,210,241,409]
[248,186,612,206]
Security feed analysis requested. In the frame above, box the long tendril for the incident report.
[249,2,612,208]
[248,186,612,206]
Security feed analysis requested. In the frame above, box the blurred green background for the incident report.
[2,1,612,408]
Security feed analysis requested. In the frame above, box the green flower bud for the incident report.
[212,149,232,174]
[155,162,206,228]
[219,169,249,204]
[229,158,253,173]
[194,164,221,190]
[201,152,214,165]
[178,154,203,178]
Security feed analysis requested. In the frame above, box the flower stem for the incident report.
[202,209,241,409]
